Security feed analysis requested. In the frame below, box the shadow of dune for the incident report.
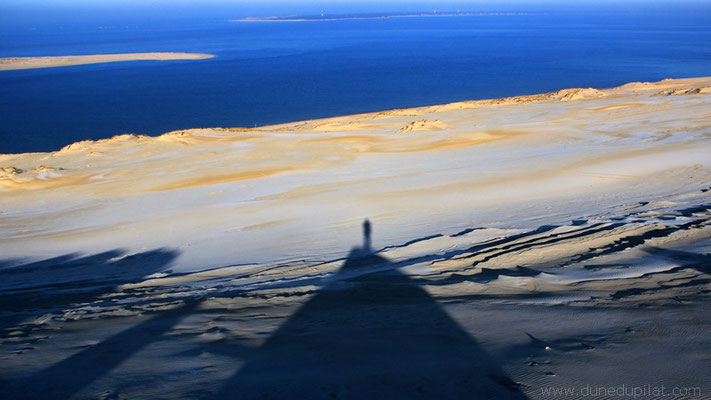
[0,248,179,312]
[0,247,180,343]
[0,247,185,399]
[10,301,199,400]
[215,221,527,399]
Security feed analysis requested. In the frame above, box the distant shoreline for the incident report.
[0,52,215,71]
[233,11,538,23]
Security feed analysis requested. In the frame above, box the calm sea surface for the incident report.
[1,5,710,153]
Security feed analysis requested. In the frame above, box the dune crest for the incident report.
[397,119,450,132]
[552,87,605,101]
[59,133,149,153]
[655,86,711,96]
[0,76,709,198]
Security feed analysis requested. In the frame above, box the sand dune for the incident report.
[1,77,711,399]
[0,52,215,71]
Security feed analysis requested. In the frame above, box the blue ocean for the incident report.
[1,2,710,154]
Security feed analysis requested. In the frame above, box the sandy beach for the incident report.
[1,77,710,399]
[0,52,215,71]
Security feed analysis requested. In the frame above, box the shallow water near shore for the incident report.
[1,4,710,153]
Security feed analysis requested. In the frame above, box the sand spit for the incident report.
[0,52,215,71]
[233,12,539,23]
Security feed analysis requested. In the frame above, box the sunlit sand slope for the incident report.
[1,76,709,271]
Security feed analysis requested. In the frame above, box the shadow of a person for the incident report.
[217,220,527,399]
[363,218,372,252]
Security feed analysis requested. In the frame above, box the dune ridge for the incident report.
[0,76,709,197]
[3,76,706,157]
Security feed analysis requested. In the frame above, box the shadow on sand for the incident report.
[3,222,528,399]
[0,248,179,312]
[0,248,181,400]
[215,220,527,399]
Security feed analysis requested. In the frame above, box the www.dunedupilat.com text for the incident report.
[540,384,702,398]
